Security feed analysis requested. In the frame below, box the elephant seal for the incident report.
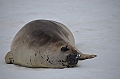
[5,20,97,68]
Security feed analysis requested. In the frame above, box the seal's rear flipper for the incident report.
[5,51,14,64]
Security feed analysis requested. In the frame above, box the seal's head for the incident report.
[60,45,80,67]
[50,41,80,68]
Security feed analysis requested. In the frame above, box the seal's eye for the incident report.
[61,46,69,52]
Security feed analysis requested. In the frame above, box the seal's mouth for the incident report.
[66,53,80,67]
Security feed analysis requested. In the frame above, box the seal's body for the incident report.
[5,20,96,68]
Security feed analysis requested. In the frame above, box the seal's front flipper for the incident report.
[79,53,97,60]
[75,48,97,60]
[5,51,14,64]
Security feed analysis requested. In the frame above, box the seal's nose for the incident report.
[66,53,80,67]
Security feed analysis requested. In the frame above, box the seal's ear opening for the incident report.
[61,45,69,52]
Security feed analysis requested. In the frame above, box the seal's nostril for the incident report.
[76,54,80,59]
